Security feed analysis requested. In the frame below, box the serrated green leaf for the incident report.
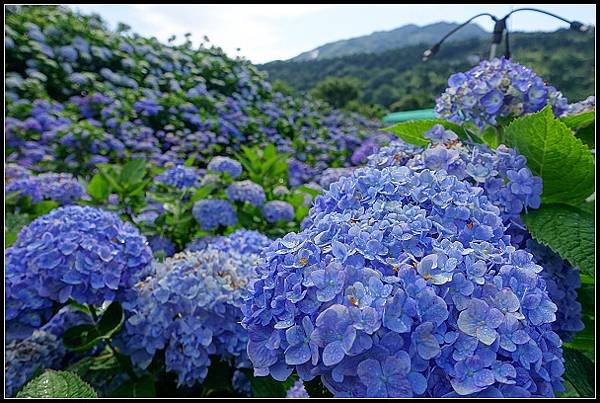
[16,370,97,398]
[505,106,595,204]
[563,347,595,397]
[87,173,110,201]
[522,204,595,277]
[120,158,146,186]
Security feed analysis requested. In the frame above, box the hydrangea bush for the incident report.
[242,163,565,397]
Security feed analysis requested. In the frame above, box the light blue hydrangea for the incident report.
[226,180,266,206]
[155,165,199,189]
[192,198,238,231]
[262,200,295,223]
[435,58,569,129]
[115,245,263,387]
[207,156,243,179]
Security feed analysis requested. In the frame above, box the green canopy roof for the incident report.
[382,108,436,124]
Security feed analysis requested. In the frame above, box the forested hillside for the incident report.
[262,29,595,111]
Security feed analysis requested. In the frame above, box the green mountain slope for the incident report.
[262,29,595,110]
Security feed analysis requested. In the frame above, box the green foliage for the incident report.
[303,377,334,397]
[63,301,125,352]
[112,375,156,398]
[16,370,98,398]
[562,347,595,397]
[384,118,474,146]
[235,144,289,191]
[522,204,595,277]
[311,76,362,109]
[560,111,595,148]
[248,374,298,398]
[504,106,595,204]
[263,30,595,109]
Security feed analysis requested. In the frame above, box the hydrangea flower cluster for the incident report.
[192,199,238,231]
[5,206,153,340]
[226,180,267,206]
[435,58,569,129]
[242,163,564,397]
[365,128,542,226]
[207,156,243,179]
[115,244,264,387]
[155,165,199,189]
[147,235,177,258]
[186,229,271,255]
[363,131,582,336]
[525,238,584,341]
[262,201,296,224]
[563,95,595,116]
[5,172,85,205]
[5,329,66,397]
[286,379,310,398]
[317,168,356,190]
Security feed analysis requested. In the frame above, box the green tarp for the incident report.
[382,108,436,124]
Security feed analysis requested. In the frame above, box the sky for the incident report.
[69,4,596,64]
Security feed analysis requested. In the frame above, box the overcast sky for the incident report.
[70,4,596,64]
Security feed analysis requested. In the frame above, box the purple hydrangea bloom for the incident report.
[5,206,153,340]
[115,246,262,387]
[207,156,243,179]
[242,163,563,398]
[317,168,355,189]
[262,200,295,223]
[563,95,595,116]
[147,235,177,258]
[436,58,569,129]
[192,198,238,231]
[226,180,266,206]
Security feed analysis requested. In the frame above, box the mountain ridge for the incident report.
[286,21,488,62]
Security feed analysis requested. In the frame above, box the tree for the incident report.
[310,76,362,109]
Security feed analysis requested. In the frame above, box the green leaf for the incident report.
[119,158,146,186]
[87,173,110,201]
[189,185,215,204]
[383,119,475,147]
[563,347,595,397]
[16,370,97,398]
[522,204,595,277]
[184,153,197,167]
[32,200,59,216]
[249,374,298,398]
[111,374,156,397]
[560,110,595,131]
[504,106,595,204]
[63,302,124,352]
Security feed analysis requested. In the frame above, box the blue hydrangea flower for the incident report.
[286,379,309,398]
[226,180,266,206]
[5,330,66,396]
[115,245,262,387]
[424,124,459,143]
[5,206,153,340]
[262,200,295,223]
[207,156,243,179]
[563,95,595,116]
[192,199,238,230]
[187,229,271,255]
[242,163,563,398]
[5,172,85,205]
[317,168,355,189]
[147,235,177,258]
[435,58,569,129]
[155,165,199,189]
